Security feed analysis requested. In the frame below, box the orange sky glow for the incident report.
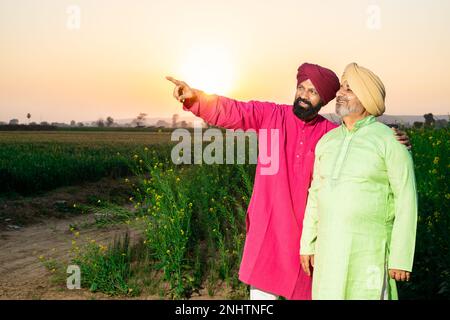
[1,0,449,123]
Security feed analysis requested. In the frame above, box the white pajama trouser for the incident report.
[250,286,278,300]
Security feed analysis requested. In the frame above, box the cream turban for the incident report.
[341,63,386,116]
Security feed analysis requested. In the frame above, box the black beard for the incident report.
[293,97,322,121]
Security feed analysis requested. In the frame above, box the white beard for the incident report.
[336,103,365,118]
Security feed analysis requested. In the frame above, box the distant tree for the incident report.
[424,113,435,127]
[413,121,423,129]
[96,119,105,127]
[40,121,49,126]
[172,114,180,128]
[70,120,76,126]
[180,120,188,128]
[9,119,19,125]
[29,122,37,126]
[106,116,114,127]
[133,113,147,127]
[77,122,84,127]
[156,120,170,128]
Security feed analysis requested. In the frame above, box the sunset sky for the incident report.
[1,0,449,123]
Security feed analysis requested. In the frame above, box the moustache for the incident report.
[293,97,322,121]
[336,97,348,104]
[294,97,313,109]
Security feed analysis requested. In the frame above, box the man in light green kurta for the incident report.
[300,63,418,300]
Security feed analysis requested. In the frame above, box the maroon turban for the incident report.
[296,63,340,105]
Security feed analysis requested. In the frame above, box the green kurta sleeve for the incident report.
[385,138,418,272]
[300,144,322,255]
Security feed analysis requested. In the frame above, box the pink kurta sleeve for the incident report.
[183,90,276,131]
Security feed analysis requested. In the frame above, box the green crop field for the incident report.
[0,131,173,195]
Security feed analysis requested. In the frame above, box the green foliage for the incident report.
[72,232,139,296]
[397,128,450,299]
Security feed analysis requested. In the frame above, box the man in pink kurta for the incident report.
[167,63,340,299]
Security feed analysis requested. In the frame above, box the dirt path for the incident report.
[0,213,145,299]
[0,177,139,299]
[0,214,232,300]
[0,178,232,300]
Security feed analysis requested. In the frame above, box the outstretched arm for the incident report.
[166,76,275,131]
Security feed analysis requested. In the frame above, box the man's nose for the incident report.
[299,90,309,100]
[336,88,344,98]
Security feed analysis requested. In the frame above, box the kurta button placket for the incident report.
[332,130,354,181]
[330,116,375,182]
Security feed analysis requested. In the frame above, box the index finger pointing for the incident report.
[166,76,181,85]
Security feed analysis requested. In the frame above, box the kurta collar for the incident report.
[342,115,376,133]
